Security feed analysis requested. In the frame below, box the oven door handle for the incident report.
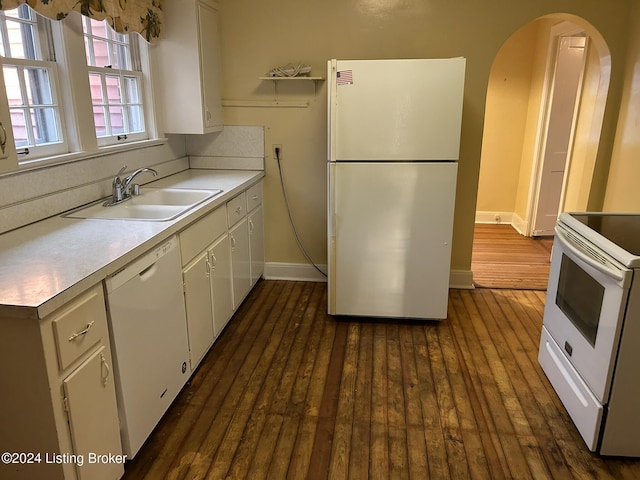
[555,226,625,282]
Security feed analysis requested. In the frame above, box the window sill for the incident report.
[15,138,168,174]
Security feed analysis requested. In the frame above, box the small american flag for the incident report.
[337,70,353,85]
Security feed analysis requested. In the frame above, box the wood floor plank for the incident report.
[370,322,390,478]
[348,321,373,479]
[411,326,451,479]
[398,324,429,480]
[327,322,359,480]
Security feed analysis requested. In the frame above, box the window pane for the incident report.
[24,68,53,105]
[31,107,60,144]
[92,38,110,67]
[105,75,122,103]
[9,108,28,146]
[124,76,140,103]
[93,106,107,137]
[2,6,40,60]
[109,106,124,134]
[2,66,23,106]
[89,73,103,103]
[89,18,109,39]
[127,105,144,132]
[113,42,131,70]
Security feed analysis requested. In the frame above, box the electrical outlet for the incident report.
[273,144,282,161]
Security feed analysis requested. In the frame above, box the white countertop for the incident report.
[0,169,264,320]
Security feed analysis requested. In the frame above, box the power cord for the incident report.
[275,146,327,278]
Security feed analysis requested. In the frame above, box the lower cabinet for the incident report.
[230,216,251,309]
[63,346,123,480]
[0,283,123,480]
[179,180,264,369]
[182,249,215,370]
[210,233,233,336]
[248,204,264,285]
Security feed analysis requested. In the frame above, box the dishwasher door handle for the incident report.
[139,262,158,281]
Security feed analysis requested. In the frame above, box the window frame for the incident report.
[0,7,161,171]
[0,6,69,159]
[82,16,149,147]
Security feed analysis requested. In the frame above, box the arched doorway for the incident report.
[472,14,611,289]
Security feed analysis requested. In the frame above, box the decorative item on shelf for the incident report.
[267,63,312,77]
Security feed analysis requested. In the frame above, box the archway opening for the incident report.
[471,14,611,289]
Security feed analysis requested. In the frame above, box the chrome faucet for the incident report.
[105,165,158,206]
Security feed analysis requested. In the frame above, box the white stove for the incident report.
[539,212,640,456]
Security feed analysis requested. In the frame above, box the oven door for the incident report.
[543,223,632,403]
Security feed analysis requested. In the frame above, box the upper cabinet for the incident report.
[155,0,223,134]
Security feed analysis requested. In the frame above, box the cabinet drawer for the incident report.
[52,284,108,371]
[180,206,227,265]
[246,182,263,212]
[227,192,247,227]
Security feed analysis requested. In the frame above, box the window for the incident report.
[82,17,146,146]
[0,5,66,158]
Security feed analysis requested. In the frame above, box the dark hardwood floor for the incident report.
[472,224,554,290]
[122,279,640,479]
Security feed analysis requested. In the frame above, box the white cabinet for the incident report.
[62,346,123,480]
[178,180,264,369]
[209,233,234,335]
[182,250,215,369]
[0,284,123,480]
[246,182,264,284]
[226,191,252,308]
[230,216,251,308]
[180,204,233,370]
[155,0,223,134]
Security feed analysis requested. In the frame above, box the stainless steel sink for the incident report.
[64,188,223,221]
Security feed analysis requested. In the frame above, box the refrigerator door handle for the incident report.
[328,59,337,163]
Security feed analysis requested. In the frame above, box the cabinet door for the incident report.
[248,205,265,285]
[198,0,223,130]
[183,250,215,370]
[230,218,251,309]
[210,234,234,335]
[63,345,123,480]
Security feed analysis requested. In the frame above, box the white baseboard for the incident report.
[265,262,474,289]
[475,211,513,224]
[510,212,527,235]
[264,262,328,282]
[475,211,529,236]
[450,269,474,289]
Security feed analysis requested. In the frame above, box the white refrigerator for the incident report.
[327,58,465,319]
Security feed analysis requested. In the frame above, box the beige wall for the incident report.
[217,0,630,273]
[476,20,539,215]
[604,3,640,211]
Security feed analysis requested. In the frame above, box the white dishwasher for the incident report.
[105,235,190,458]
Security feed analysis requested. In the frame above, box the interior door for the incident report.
[532,35,587,236]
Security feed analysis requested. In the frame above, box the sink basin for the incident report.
[129,188,220,207]
[64,188,223,221]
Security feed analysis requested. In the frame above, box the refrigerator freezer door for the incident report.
[328,162,457,319]
[328,58,465,162]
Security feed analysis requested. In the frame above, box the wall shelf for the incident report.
[259,76,325,98]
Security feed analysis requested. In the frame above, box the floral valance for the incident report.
[0,0,163,43]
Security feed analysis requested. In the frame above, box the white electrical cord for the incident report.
[275,147,327,278]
